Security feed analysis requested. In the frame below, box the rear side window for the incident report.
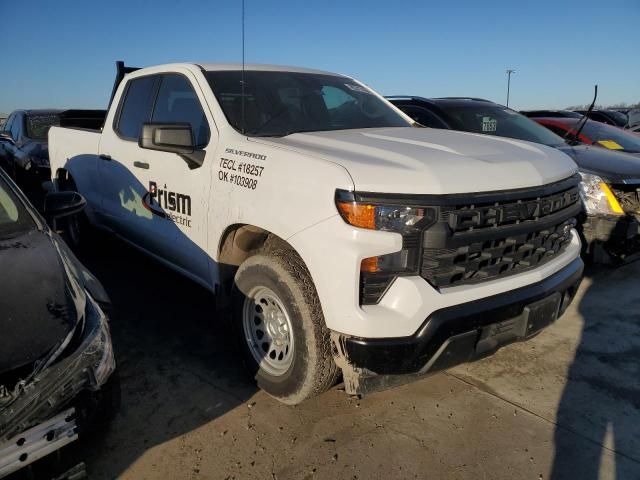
[117,76,158,139]
[151,74,210,147]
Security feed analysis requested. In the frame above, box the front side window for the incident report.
[26,114,60,140]
[152,74,210,147]
[117,75,158,139]
[206,70,410,137]
[0,175,35,239]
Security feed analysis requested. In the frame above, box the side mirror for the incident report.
[139,123,204,169]
[44,191,86,222]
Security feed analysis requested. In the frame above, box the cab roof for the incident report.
[197,63,345,77]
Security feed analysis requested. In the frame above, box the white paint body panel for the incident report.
[48,62,582,339]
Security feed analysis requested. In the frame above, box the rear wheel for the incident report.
[231,249,339,405]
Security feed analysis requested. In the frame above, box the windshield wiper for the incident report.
[248,108,290,137]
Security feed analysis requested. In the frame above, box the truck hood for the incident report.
[558,144,640,183]
[254,127,578,194]
[0,230,84,375]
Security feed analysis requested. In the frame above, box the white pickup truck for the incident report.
[48,62,584,404]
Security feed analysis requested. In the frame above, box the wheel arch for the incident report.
[217,223,298,281]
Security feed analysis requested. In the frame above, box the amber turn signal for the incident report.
[360,256,379,273]
[336,201,377,230]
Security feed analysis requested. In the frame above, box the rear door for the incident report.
[97,74,160,241]
[99,69,216,286]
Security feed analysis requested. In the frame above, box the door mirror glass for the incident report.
[139,123,204,169]
[139,123,194,154]
[44,191,86,223]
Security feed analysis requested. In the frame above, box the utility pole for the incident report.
[506,69,516,107]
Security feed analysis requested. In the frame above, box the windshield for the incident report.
[439,105,565,147]
[26,113,60,140]
[579,120,640,153]
[0,175,35,239]
[205,71,410,137]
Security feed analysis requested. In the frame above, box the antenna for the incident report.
[241,0,246,135]
[569,85,598,145]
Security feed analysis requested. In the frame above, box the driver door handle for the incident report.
[99,154,112,161]
[133,161,149,170]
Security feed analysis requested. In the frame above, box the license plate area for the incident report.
[475,292,562,355]
[524,292,562,338]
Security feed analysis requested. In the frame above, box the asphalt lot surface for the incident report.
[68,236,639,480]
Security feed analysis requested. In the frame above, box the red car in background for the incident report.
[533,117,640,155]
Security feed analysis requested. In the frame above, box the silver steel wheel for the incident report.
[242,286,295,376]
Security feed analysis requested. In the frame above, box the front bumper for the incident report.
[0,295,116,445]
[335,256,583,395]
[581,213,640,262]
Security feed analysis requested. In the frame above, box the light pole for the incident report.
[506,69,516,107]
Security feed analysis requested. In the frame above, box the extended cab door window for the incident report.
[151,74,211,147]
[116,75,159,140]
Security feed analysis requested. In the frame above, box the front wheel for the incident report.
[231,250,339,405]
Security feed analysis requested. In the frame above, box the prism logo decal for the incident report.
[142,181,192,228]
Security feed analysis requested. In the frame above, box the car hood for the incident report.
[0,229,85,375]
[558,144,640,183]
[254,127,578,194]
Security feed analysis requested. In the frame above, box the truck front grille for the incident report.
[421,218,576,288]
[420,176,581,289]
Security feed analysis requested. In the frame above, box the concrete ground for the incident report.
[70,238,639,480]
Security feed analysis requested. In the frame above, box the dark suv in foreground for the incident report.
[388,96,640,263]
[0,168,118,477]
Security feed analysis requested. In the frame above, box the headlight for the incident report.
[84,295,116,387]
[335,190,436,234]
[335,190,437,304]
[579,173,625,216]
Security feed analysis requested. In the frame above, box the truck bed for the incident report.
[48,126,102,218]
[58,109,106,131]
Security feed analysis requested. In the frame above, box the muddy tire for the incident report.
[231,250,339,405]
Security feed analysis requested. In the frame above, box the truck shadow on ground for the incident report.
[551,261,640,479]
[72,235,258,479]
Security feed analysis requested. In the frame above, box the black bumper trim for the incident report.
[341,257,584,376]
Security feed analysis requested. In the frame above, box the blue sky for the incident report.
[0,0,638,113]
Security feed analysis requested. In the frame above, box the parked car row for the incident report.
[0,110,105,196]
[389,96,640,263]
[0,60,636,476]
